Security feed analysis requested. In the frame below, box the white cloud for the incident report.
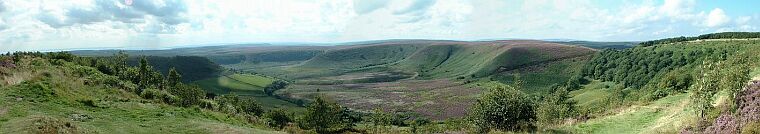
[735,16,751,24]
[705,8,730,27]
[0,0,758,52]
[660,0,695,18]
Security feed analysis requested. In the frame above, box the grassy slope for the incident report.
[256,40,594,81]
[565,94,693,134]
[0,58,281,133]
[569,80,616,107]
[565,80,695,133]
[490,56,590,95]
[564,40,760,134]
[193,74,302,111]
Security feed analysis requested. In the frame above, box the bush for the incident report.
[140,88,161,99]
[409,117,430,133]
[84,73,120,87]
[140,88,180,104]
[198,99,218,110]
[216,95,263,116]
[263,109,294,129]
[298,96,354,133]
[71,66,101,77]
[536,87,577,127]
[264,80,288,96]
[469,83,535,132]
[168,84,206,107]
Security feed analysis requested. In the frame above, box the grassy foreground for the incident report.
[564,94,695,133]
[0,57,281,133]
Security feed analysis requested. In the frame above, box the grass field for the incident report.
[193,74,303,111]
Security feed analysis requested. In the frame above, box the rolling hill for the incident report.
[243,40,595,81]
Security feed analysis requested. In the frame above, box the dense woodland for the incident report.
[124,56,222,82]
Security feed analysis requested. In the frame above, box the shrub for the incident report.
[409,117,431,133]
[84,73,120,87]
[263,109,294,129]
[469,83,535,132]
[367,109,395,126]
[139,88,179,104]
[536,87,577,127]
[198,99,218,110]
[140,88,161,99]
[653,68,692,99]
[46,52,75,62]
[691,61,721,118]
[216,95,263,116]
[71,66,101,77]
[298,96,354,133]
[264,80,288,96]
[168,84,206,107]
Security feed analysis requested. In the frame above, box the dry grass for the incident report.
[2,71,31,86]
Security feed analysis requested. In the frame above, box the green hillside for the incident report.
[247,40,595,81]
[194,74,302,111]
[0,55,281,133]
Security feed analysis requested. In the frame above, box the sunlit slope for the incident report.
[284,40,595,79]
[299,43,425,69]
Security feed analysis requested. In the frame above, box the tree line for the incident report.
[639,32,760,47]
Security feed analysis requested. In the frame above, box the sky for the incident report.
[0,0,759,52]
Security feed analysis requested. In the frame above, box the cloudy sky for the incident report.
[0,0,759,52]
